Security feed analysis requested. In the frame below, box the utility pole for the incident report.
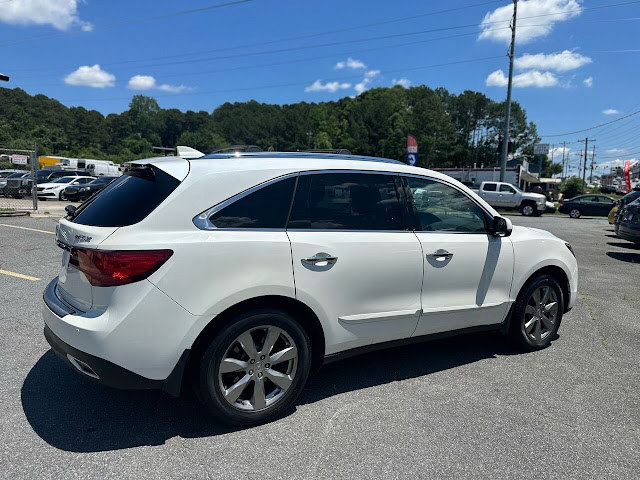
[590,145,596,184]
[578,138,595,193]
[561,141,566,179]
[499,0,518,182]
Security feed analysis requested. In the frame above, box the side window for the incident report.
[288,173,403,230]
[405,177,489,233]
[483,183,497,192]
[208,176,297,229]
[499,184,515,193]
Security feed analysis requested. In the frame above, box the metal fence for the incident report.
[0,147,38,212]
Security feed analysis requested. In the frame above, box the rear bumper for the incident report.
[617,224,640,243]
[42,277,198,396]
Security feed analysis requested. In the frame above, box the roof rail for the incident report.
[199,151,405,165]
[209,145,262,153]
[299,148,352,155]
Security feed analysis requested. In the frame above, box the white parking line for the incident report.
[0,223,55,235]
[0,269,40,281]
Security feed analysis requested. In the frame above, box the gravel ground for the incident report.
[0,214,638,480]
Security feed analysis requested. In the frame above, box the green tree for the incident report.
[561,177,584,198]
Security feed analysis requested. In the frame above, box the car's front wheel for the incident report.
[569,208,582,219]
[59,191,66,201]
[521,203,535,216]
[198,309,312,425]
[510,275,564,351]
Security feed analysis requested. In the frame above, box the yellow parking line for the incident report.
[0,269,40,281]
[0,223,55,235]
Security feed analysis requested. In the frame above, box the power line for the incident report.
[53,55,505,103]
[540,108,640,137]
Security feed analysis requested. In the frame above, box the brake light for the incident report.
[69,248,173,287]
[560,200,566,206]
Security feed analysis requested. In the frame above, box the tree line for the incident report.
[0,85,561,175]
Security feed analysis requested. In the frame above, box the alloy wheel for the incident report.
[522,205,534,216]
[523,286,559,344]
[218,325,298,412]
[570,209,581,218]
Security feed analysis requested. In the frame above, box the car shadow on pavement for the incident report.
[607,241,640,250]
[606,251,640,263]
[22,332,520,453]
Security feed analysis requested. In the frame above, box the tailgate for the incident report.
[55,219,118,311]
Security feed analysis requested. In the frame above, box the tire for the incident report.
[521,203,535,216]
[59,192,66,201]
[198,309,312,426]
[569,208,582,219]
[509,275,564,351]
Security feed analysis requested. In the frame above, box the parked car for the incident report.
[558,194,617,218]
[36,176,94,200]
[545,201,557,214]
[473,181,547,216]
[0,169,24,195]
[609,187,640,224]
[2,171,31,198]
[43,153,578,425]
[62,176,118,202]
[615,198,640,244]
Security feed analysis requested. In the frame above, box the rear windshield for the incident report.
[72,165,180,227]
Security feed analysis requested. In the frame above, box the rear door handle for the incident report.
[302,253,338,266]
[426,249,453,260]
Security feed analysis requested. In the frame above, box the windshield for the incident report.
[53,177,74,184]
[8,172,27,178]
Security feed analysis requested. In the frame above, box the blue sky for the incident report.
[1,0,639,174]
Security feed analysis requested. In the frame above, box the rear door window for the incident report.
[483,183,497,192]
[72,165,180,227]
[287,172,403,230]
[206,176,297,229]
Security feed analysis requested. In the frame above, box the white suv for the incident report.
[43,153,578,425]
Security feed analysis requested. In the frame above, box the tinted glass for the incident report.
[209,177,296,229]
[288,173,402,230]
[73,165,180,227]
[499,184,515,193]
[483,183,497,191]
[406,177,488,233]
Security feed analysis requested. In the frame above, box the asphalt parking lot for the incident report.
[0,214,638,479]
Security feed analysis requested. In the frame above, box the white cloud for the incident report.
[0,0,92,31]
[354,70,381,95]
[583,76,593,87]
[64,65,115,88]
[158,83,188,93]
[599,159,638,169]
[515,50,591,72]
[551,146,570,158]
[602,108,619,115]
[305,79,352,93]
[606,148,626,154]
[485,69,559,88]
[392,78,412,88]
[127,75,156,90]
[335,57,366,70]
[479,0,582,44]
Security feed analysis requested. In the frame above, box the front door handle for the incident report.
[302,253,338,266]
[426,249,453,260]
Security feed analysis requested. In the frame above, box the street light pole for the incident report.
[499,0,518,182]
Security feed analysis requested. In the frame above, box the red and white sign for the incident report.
[624,160,632,192]
[407,135,418,166]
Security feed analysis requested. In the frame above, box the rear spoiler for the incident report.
[123,156,190,181]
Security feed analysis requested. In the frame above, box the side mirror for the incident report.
[65,205,77,217]
[492,216,512,237]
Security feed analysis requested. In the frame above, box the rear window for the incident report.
[72,165,179,227]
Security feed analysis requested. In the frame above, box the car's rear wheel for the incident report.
[198,309,311,425]
[521,204,535,216]
[509,275,564,351]
[569,208,582,219]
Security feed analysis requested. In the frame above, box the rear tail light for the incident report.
[69,248,173,287]
[560,200,566,206]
